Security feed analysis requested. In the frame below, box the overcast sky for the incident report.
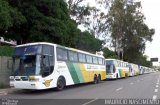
[140,0,160,66]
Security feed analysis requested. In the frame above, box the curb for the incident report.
[0,90,8,95]
[0,88,13,95]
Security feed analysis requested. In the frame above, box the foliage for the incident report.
[0,45,14,56]
[0,0,26,38]
[0,0,12,32]
[134,54,152,67]
[0,0,155,65]
[75,31,104,53]
[67,0,111,39]
[68,0,154,66]
[107,0,155,63]
[1,0,103,52]
[102,47,118,59]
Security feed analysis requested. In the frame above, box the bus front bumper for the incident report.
[106,74,116,79]
[10,81,46,90]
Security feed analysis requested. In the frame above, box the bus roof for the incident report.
[16,42,56,47]
[105,59,123,62]
[105,59,116,61]
[16,42,104,58]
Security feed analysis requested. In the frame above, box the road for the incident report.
[0,72,160,105]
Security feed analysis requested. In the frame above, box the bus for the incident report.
[105,59,129,79]
[128,63,139,76]
[128,63,134,76]
[138,65,145,75]
[9,42,106,90]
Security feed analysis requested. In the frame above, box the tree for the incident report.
[0,0,12,31]
[7,0,71,44]
[134,54,152,67]
[68,0,90,23]
[75,31,103,53]
[4,0,103,52]
[67,0,111,39]
[0,0,26,39]
[103,47,118,59]
[107,0,155,63]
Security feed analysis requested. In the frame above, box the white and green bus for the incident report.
[105,59,129,79]
[128,63,139,76]
[10,42,106,90]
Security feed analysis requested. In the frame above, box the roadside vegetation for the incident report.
[0,45,14,56]
[0,0,154,67]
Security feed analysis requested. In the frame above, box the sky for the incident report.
[140,0,160,66]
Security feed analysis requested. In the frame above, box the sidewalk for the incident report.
[0,88,15,95]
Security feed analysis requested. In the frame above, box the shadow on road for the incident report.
[10,82,103,95]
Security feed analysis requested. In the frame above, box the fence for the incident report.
[0,56,12,88]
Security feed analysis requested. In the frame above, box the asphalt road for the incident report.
[0,72,160,105]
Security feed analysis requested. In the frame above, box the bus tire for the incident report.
[116,74,118,79]
[125,73,128,78]
[93,74,98,84]
[56,77,65,91]
[97,74,101,83]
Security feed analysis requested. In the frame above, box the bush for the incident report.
[0,45,14,56]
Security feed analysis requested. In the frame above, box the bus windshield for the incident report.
[106,60,115,73]
[12,44,55,77]
[12,55,41,76]
[106,65,114,73]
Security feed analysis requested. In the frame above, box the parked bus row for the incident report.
[9,42,155,90]
[106,59,154,80]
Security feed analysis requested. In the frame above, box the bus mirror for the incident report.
[7,59,12,69]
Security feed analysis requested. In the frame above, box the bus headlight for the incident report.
[9,76,15,81]
[10,83,14,87]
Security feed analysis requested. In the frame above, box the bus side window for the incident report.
[41,55,51,77]
[102,59,105,65]
[98,58,103,65]
[86,55,92,64]
[41,55,54,77]
[93,57,98,64]
[113,65,116,73]
[68,51,78,62]
[78,53,86,63]
[57,48,68,61]
[41,45,54,77]
[49,57,54,73]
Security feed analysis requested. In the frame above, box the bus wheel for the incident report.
[93,75,98,84]
[97,74,101,83]
[116,74,118,79]
[56,78,65,91]
[125,73,128,78]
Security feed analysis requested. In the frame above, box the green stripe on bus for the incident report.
[66,62,80,84]
[73,64,84,83]
[119,69,122,77]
